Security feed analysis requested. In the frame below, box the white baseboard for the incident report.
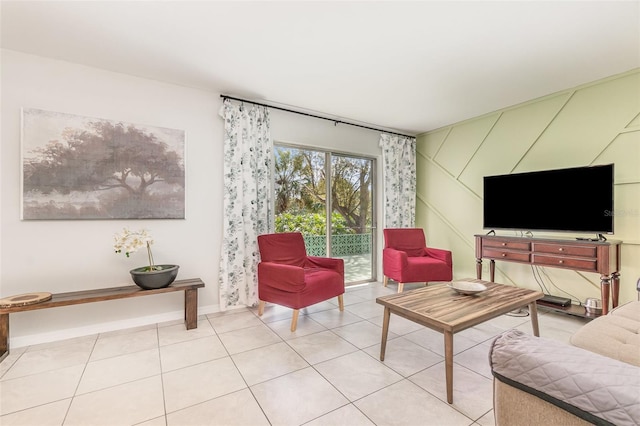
[10,303,221,349]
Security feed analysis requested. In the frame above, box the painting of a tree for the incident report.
[22,108,185,219]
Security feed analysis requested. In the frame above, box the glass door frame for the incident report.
[274,142,377,285]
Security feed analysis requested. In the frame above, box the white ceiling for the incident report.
[2,1,639,135]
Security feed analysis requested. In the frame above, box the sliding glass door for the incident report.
[274,145,376,284]
[329,154,374,283]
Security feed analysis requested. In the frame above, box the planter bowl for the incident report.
[130,264,179,290]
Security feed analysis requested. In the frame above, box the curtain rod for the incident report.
[220,95,415,139]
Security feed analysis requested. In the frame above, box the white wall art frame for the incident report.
[21,108,185,220]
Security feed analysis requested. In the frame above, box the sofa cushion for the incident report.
[491,329,640,426]
[402,256,452,282]
[383,228,427,257]
[257,232,307,267]
[570,301,640,367]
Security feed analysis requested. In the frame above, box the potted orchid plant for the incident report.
[114,228,179,289]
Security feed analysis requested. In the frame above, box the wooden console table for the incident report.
[0,278,205,363]
[475,235,621,315]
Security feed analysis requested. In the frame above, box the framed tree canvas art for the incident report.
[21,108,185,220]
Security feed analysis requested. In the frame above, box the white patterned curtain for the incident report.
[218,99,273,310]
[379,133,416,228]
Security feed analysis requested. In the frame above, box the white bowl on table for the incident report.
[448,280,487,296]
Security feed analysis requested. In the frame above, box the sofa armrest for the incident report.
[424,247,452,266]
[383,248,408,280]
[490,330,640,426]
[493,378,592,426]
[383,248,408,266]
[258,262,305,292]
[306,256,344,276]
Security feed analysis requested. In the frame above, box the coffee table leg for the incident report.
[380,307,391,361]
[529,302,540,337]
[444,330,454,404]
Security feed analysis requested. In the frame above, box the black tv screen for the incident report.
[483,164,614,235]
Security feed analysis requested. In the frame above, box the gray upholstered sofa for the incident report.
[490,301,640,425]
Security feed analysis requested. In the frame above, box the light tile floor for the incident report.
[0,282,588,426]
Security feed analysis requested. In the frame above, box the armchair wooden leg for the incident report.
[290,309,300,332]
[398,283,404,293]
[383,276,388,287]
[338,294,344,311]
[258,300,265,316]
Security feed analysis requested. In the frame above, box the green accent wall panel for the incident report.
[434,113,500,177]
[419,127,449,159]
[459,93,571,196]
[594,131,640,184]
[416,153,482,241]
[611,183,640,244]
[416,69,640,306]
[516,72,640,172]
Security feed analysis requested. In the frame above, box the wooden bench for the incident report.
[0,278,205,363]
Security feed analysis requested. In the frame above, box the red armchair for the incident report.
[383,228,453,293]
[257,232,345,331]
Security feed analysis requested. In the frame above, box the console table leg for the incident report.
[489,260,495,283]
[611,272,620,309]
[184,289,198,330]
[600,275,611,315]
[476,259,482,280]
[0,314,9,363]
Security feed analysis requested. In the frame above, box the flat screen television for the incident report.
[483,164,614,236]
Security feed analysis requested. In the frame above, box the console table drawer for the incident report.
[483,249,530,262]
[475,234,622,316]
[533,254,597,271]
[483,240,531,251]
[533,243,596,258]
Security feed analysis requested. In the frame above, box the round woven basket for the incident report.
[0,292,52,308]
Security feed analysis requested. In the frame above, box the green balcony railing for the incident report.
[302,233,372,257]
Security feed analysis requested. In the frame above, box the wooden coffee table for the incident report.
[376,279,543,404]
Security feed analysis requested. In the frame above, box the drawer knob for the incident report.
[558,248,564,252]
[502,253,507,257]
[558,260,564,264]
[502,243,507,246]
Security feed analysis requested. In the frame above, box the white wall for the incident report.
[0,49,384,348]
[1,49,222,346]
